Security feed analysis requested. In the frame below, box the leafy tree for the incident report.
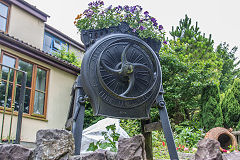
[221,78,240,130]
[216,42,240,92]
[159,15,222,121]
[199,83,223,131]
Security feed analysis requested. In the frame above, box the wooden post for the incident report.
[141,119,153,160]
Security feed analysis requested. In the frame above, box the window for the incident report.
[0,1,10,32]
[43,32,69,54]
[0,51,49,118]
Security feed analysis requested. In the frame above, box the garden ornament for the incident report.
[66,23,179,160]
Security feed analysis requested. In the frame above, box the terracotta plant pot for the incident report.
[205,127,237,151]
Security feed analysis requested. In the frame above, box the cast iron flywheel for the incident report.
[80,33,162,118]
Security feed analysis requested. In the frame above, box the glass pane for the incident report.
[0,16,7,32]
[35,68,46,92]
[1,54,16,82]
[0,81,13,108]
[14,87,30,114]
[33,91,45,115]
[0,2,8,18]
[17,60,33,87]
[43,34,52,53]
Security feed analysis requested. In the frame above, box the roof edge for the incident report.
[8,0,50,22]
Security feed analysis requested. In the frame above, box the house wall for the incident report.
[0,45,76,142]
[8,5,45,49]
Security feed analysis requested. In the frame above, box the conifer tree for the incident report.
[221,78,240,129]
[200,83,223,131]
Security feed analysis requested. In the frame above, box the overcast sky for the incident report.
[25,0,240,56]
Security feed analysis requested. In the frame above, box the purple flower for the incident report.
[115,5,123,13]
[153,22,158,26]
[163,40,167,44]
[130,6,136,13]
[118,5,123,10]
[158,25,163,30]
[132,29,136,32]
[99,0,104,5]
[139,26,145,31]
[86,9,94,17]
[151,17,156,23]
[88,2,93,7]
[93,1,98,7]
[83,9,89,15]
[124,5,129,11]
[144,11,149,16]
[139,19,143,23]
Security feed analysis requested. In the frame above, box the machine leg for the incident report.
[157,85,179,160]
[72,75,86,155]
[158,107,179,160]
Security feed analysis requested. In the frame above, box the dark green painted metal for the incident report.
[72,75,86,155]
[9,71,18,143]
[156,85,178,160]
[1,67,11,142]
[15,72,27,144]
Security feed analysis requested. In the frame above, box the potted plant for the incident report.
[74,0,167,51]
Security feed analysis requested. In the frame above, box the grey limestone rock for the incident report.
[193,138,223,160]
[0,144,33,160]
[34,129,74,160]
[116,134,147,160]
[222,151,240,160]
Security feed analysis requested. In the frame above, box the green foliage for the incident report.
[173,121,204,148]
[160,15,223,122]
[221,78,240,129]
[119,119,141,137]
[170,15,214,54]
[174,126,205,148]
[87,124,120,152]
[227,144,240,152]
[74,1,165,41]
[52,46,81,68]
[84,101,104,129]
[199,83,223,130]
[216,42,240,92]
[152,123,202,159]
[152,131,170,159]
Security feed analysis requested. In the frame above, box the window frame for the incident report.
[0,0,11,33]
[43,32,69,54]
[0,50,49,119]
